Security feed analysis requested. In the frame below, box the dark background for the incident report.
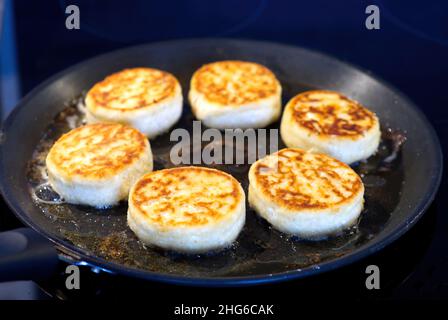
[0,0,447,301]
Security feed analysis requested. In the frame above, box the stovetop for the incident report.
[1,0,447,300]
[0,195,446,300]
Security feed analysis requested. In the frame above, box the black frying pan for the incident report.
[0,39,442,286]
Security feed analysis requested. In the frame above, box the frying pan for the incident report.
[0,39,442,286]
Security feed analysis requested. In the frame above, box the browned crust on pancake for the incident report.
[251,148,363,211]
[46,123,148,180]
[289,90,378,138]
[86,68,178,111]
[130,167,242,227]
[191,60,279,105]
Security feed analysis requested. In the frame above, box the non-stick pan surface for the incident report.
[0,39,442,286]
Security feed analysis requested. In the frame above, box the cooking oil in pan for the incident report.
[26,93,405,277]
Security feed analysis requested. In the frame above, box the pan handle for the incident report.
[0,228,59,282]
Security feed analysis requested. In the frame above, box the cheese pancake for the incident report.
[46,123,152,208]
[188,60,282,129]
[128,166,245,253]
[280,90,380,163]
[85,68,183,137]
[248,148,364,239]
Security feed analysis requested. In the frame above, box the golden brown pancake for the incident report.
[188,60,282,128]
[191,61,279,105]
[85,68,183,137]
[47,123,148,180]
[86,68,178,111]
[280,90,381,163]
[46,123,152,208]
[248,148,364,238]
[289,90,377,138]
[128,166,245,252]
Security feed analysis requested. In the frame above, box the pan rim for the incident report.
[0,38,443,286]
